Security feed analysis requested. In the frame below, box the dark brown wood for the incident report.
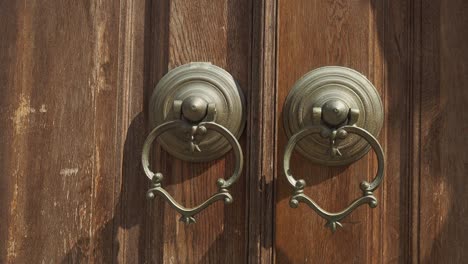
[418,0,468,262]
[109,0,150,263]
[247,0,277,263]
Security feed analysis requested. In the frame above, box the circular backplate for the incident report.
[283,66,384,166]
[149,62,246,162]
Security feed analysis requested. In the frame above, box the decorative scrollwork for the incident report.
[284,125,384,232]
[142,120,243,224]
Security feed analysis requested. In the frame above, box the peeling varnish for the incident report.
[12,97,48,134]
[93,148,101,199]
[39,104,47,113]
[13,97,33,134]
[90,13,112,93]
[7,184,19,259]
[60,168,79,177]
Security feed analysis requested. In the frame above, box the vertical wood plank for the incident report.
[0,0,149,262]
[145,0,252,263]
[276,1,384,262]
[418,0,468,262]
[381,0,420,263]
[0,1,119,262]
[1,0,254,262]
[0,1,21,262]
[248,0,277,263]
[87,1,121,262]
[409,0,422,263]
[107,0,149,263]
[275,0,416,262]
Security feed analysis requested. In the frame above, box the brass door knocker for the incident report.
[142,62,245,224]
[282,66,385,232]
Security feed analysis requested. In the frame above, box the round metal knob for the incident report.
[283,66,384,166]
[149,62,246,162]
[181,96,208,122]
[321,99,349,127]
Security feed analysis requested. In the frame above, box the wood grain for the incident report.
[382,0,417,262]
[0,1,133,262]
[276,0,468,263]
[275,0,414,263]
[418,0,468,262]
[0,1,251,263]
[2,0,467,263]
[0,0,253,263]
[144,0,252,263]
[247,0,277,263]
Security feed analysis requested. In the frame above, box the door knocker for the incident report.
[282,66,384,232]
[142,62,245,224]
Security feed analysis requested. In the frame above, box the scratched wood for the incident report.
[0,1,124,263]
[0,0,252,263]
[0,0,150,262]
[2,0,467,263]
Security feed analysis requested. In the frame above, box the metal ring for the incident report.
[283,125,385,232]
[142,119,243,224]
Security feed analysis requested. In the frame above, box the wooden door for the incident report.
[274,0,468,263]
[0,0,254,263]
[1,0,467,264]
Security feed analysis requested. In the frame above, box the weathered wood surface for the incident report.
[1,0,467,263]
[0,0,254,263]
[0,0,149,262]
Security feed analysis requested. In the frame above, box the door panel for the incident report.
[419,0,468,262]
[146,0,251,263]
[275,0,468,263]
[276,1,387,262]
[0,1,128,262]
[0,0,252,263]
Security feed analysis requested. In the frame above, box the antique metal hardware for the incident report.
[282,66,385,232]
[142,62,245,223]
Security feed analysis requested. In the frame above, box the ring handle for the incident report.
[142,119,243,224]
[283,125,385,232]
